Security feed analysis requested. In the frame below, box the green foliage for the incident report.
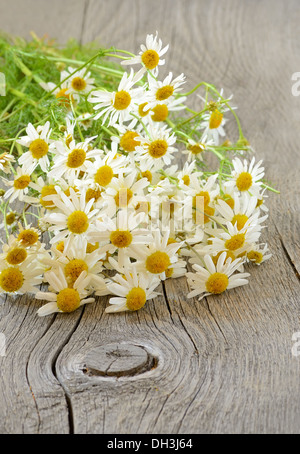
[0,33,122,151]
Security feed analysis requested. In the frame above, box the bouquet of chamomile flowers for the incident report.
[0,32,277,316]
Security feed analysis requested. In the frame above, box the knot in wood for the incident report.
[84,343,156,378]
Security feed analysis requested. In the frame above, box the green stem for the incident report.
[261,183,280,194]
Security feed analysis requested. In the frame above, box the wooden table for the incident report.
[0,0,299,434]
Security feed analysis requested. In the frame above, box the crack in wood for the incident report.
[204,299,228,343]
[276,228,300,281]
[162,281,199,353]
[49,306,87,434]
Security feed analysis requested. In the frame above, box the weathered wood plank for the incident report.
[0,0,299,434]
[0,0,88,43]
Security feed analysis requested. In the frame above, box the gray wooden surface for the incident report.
[0,0,300,434]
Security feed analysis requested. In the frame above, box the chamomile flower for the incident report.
[205,221,262,258]
[90,211,151,260]
[17,122,54,172]
[135,124,177,171]
[131,229,182,280]
[187,174,220,226]
[215,192,268,231]
[43,188,99,244]
[177,160,202,189]
[62,66,95,99]
[225,157,265,195]
[200,109,226,145]
[246,243,272,265]
[121,32,169,77]
[0,152,15,174]
[61,117,76,147]
[28,175,72,210]
[101,171,149,216]
[83,145,126,190]
[0,259,44,295]
[47,237,107,289]
[105,267,160,313]
[147,72,186,106]
[0,210,17,230]
[183,135,214,162]
[88,68,144,126]
[187,252,250,301]
[36,267,95,316]
[164,258,187,279]
[16,223,40,248]
[40,78,73,108]
[2,166,36,203]
[77,112,94,130]
[49,136,99,181]
[111,123,143,154]
[149,97,186,123]
[198,88,234,145]
[255,188,269,213]
[0,234,32,266]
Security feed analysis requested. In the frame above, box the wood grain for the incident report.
[0,0,300,434]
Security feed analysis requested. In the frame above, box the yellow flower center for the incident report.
[209,109,223,129]
[56,241,65,253]
[189,143,204,155]
[6,247,27,265]
[40,184,57,209]
[165,267,174,278]
[65,259,88,284]
[141,170,152,183]
[138,102,151,117]
[151,104,169,122]
[86,187,102,203]
[71,77,87,92]
[67,148,86,168]
[231,214,248,231]
[94,165,114,187]
[0,267,24,293]
[114,188,133,207]
[236,172,253,191]
[156,85,174,101]
[199,190,210,207]
[56,288,81,313]
[63,186,78,198]
[148,139,168,158]
[206,272,229,294]
[120,131,140,152]
[203,205,215,224]
[29,139,49,159]
[56,88,69,100]
[256,198,263,208]
[18,229,39,247]
[145,251,171,274]
[86,242,99,253]
[224,233,245,251]
[211,250,235,266]
[67,211,89,234]
[14,175,31,190]
[65,134,73,148]
[182,175,190,186]
[247,250,263,264]
[193,191,210,213]
[219,194,235,209]
[110,230,133,248]
[141,49,160,70]
[126,287,147,311]
[113,90,131,110]
[6,213,15,225]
